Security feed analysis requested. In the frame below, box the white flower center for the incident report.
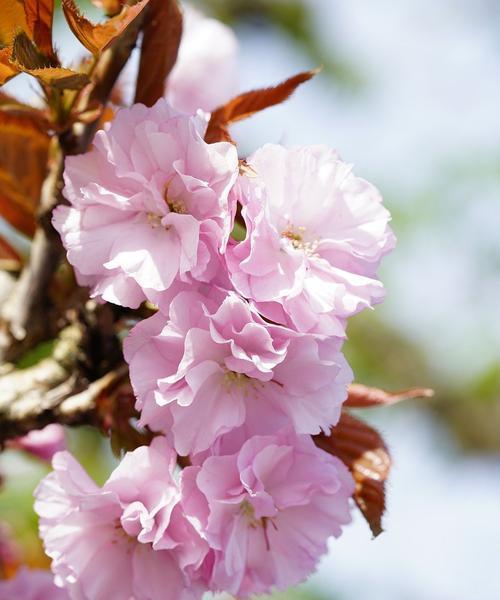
[281,225,319,256]
[223,370,249,387]
[239,499,260,528]
[164,179,187,214]
[113,519,137,546]
[147,213,163,228]
[221,369,265,397]
[239,500,277,550]
[167,199,187,214]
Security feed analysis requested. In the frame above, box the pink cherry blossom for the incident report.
[226,144,396,335]
[0,568,68,600]
[181,431,354,598]
[8,424,66,461]
[53,99,239,309]
[34,437,208,600]
[124,289,352,456]
[166,5,238,114]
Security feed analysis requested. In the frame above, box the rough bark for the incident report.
[0,318,128,442]
[0,14,145,435]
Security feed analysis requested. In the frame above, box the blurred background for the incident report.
[1,1,499,599]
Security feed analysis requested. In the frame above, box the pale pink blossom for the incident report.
[182,431,354,598]
[0,568,67,600]
[124,289,352,456]
[8,424,66,461]
[34,437,208,600]
[166,5,238,114]
[53,99,238,309]
[226,144,396,335]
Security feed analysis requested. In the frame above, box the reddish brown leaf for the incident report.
[0,91,16,105]
[0,190,37,237]
[0,235,22,271]
[26,66,90,89]
[0,102,51,129]
[0,111,50,236]
[92,0,126,17]
[315,412,391,537]
[95,377,154,455]
[205,69,319,144]
[9,31,89,89]
[23,0,55,58]
[11,30,51,69]
[134,0,182,106]
[0,48,20,85]
[0,0,28,47]
[346,383,434,408]
[62,0,150,55]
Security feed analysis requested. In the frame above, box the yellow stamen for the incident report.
[164,179,187,214]
[281,225,319,256]
[147,213,162,228]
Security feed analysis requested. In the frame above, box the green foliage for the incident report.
[435,363,500,452]
[66,426,118,485]
[15,339,56,369]
[268,586,339,600]
[346,311,500,452]
[345,312,431,391]
[231,220,246,241]
[0,453,50,566]
[474,363,500,404]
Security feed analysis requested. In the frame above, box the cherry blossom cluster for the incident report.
[31,19,394,600]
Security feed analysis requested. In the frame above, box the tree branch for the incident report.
[0,15,145,363]
[0,321,128,442]
[0,141,64,361]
